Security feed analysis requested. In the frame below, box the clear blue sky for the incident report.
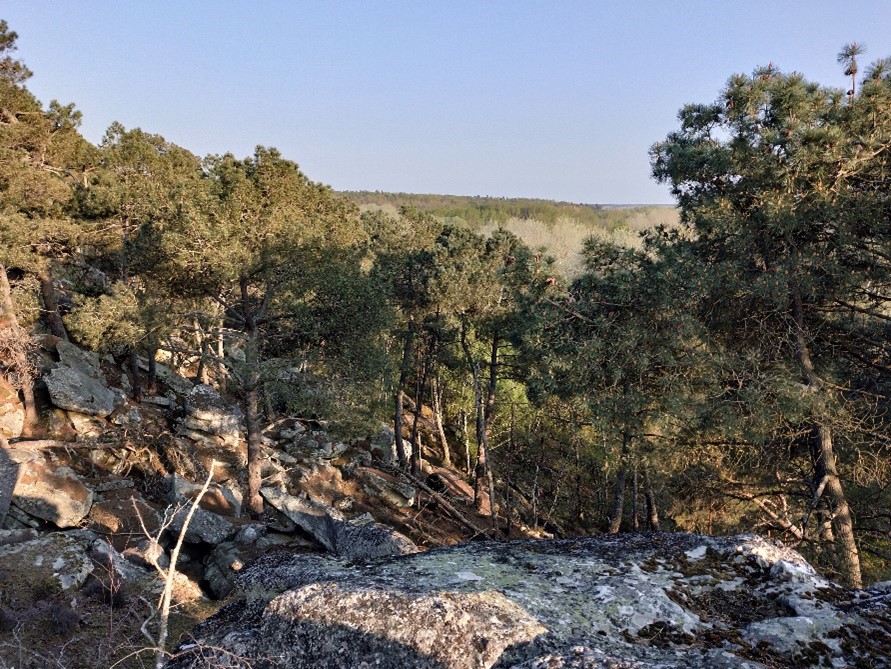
[5,2,890,204]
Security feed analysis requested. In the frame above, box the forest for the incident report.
[2,19,891,596]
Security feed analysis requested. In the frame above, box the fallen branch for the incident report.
[379,463,494,539]
[6,438,107,449]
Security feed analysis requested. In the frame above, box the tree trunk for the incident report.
[129,349,142,402]
[240,278,264,517]
[0,264,38,433]
[37,269,67,340]
[431,375,451,466]
[608,432,631,534]
[816,424,862,588]
[216,325,226,394]
[631,465,640,531]
[409,333,434,476]
[460,322,488,514]
[147,346,158,395]
[644,468,660,531]
[461,409,471,476]
[791,286,862,588]
[393,321,414,469]
[483,330,499,524]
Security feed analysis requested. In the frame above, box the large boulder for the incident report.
[260,486,418,562]
[0,376,24,439]
[9,450,93,528]
[169,533,891,669]
[44,341,124,417]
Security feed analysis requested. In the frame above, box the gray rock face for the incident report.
[260,486,418,562]
[169,533,891,669]
[44,341,124,416]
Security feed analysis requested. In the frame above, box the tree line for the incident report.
[2,23,890,588]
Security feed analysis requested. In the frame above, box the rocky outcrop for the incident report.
[44,341,124,417]
[170,533,891,669]
[260,486,418,562]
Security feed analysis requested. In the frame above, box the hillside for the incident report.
[340,192,679,275]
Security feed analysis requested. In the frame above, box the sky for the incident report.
[4,2,890,204]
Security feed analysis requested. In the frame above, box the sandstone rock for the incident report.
[44,340,124,416]
[0,376,24,439]
[11,456,93,528]
[170,533,891,669]
[260,486,418,562]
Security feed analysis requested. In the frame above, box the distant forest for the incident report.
[339,191,677,230]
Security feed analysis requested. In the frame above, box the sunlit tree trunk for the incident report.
[240,277,264,517]
[393,320,414,469]
[37,269,68,341]
[0,264,38,433]
[792,286,861,588]
[608,432,631,534]
[431,374,451,466]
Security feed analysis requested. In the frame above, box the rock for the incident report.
[0,533,94,592]
[167,473,242,517]
[142,395,174,407]
[356,467,416,508]
[0,376,24,439]
[11,455,93,528]
[180,384,242,444]
[203,540,264,599]
[66,410,106,438]
[86,488,160,552]
[0,448,19,527]
[138,358,194,397]
[166,505,237,545]
[260,486,418,562]
[169,533,891,669]
[44,340,124,417]
[89,538,152,583]
[0,527,38,547]
[122,538,169,570]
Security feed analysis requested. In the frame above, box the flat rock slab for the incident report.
[169,533,891,669]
